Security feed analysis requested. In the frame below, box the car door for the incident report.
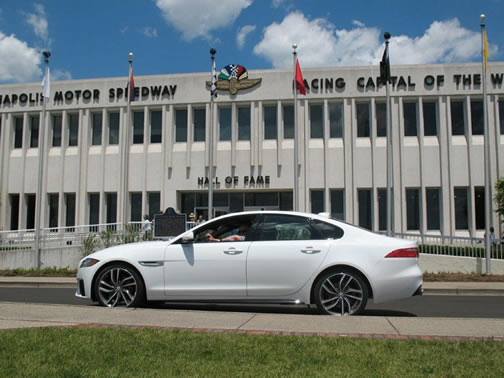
[163,214,258,299]
[246,214,330,297]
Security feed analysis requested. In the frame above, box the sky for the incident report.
[0,0,503,84]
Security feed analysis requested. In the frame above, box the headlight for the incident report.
[80,258,100,268]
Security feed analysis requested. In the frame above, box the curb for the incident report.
[423,288,504,296]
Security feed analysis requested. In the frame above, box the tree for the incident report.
[495,177,504,218]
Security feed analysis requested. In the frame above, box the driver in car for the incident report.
[206,222,250,242]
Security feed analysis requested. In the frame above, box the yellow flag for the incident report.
[483,29,489,72]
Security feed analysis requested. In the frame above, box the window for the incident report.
[109,112,120,145]
[148,192,160,220]
[426,188,441,231]
[9,194,19,230]
[219,107,232,141]
[330,189,344,221]
[358,189,372,230]
[150,110,162,143]
[106,193,117,224]
[245,192,278,207]
[133,111,144,144]
[474,187,485,230]
[279,192,293,211]
[230,192,244,213]
[312,219,344,239]
[311,190,324,214]
[283,104,294,139]
[470,100,483,135]
[377,188,387,231]
[25,194,36,229]
[14,117,23,149]
[88,193,100,225]
[451,100,465,136]
[423,101,437,136]
[193,108,205,142]
[310,104,324,138]
[403,102,417,137]
[68,114,79,146]
[130,192,142,222]
[52,115,62,147]
[65,193,76,229]
[238,106,251,141]
[454,187,468,230]
[191,214,259,243]
[406,188,420,230]
[329,103,344,138]
[91,113,102,146]
[357,103,370,138]
[499,99,504,135]
[48,193,59,228]
[30,115,39,148]
[376,102,386,137]
[175,109,187,142]
[259,214,320,241]
[264,105,277,140]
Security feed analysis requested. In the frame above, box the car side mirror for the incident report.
[180,230,194,243]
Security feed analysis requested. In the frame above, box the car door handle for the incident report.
[224,248,243,255]
[301,247,321,254]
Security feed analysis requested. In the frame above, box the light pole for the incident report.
[35,50,50,268]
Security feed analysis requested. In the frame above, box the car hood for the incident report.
[86,240,168,260]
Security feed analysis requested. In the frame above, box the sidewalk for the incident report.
[0,301,503,340]
[1,276,504,295]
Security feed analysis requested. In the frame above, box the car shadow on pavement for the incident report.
[133,302,417,317]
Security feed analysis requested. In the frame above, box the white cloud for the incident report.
[142,26,158,38]
[253,12,495,68]
[52,69,72,81]
[0,31,41,82]
[236,24,256,49]
[155,0,252,40]
[25,3,49,45]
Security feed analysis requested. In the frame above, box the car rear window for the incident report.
[312,219,344,240]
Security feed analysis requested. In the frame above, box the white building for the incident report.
[0,62,503,238]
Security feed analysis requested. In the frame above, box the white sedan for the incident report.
[76,211,423,316]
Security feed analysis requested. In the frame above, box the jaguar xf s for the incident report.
[76,211,423,316]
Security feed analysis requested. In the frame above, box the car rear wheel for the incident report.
[95,264,145,307]
[314,270,368,316]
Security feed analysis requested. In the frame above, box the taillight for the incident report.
[385,247,418,258]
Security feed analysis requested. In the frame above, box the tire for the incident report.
[314,269,368,316]
[94,263,145,308]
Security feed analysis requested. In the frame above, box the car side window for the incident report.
[191,214,259,243]
[259,215,322,241]
[311,219,344,240]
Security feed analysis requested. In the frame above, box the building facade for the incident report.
[0,62,503,238]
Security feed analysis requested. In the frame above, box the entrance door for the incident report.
[194,206,228,221]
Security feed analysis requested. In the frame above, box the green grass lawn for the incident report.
[0,328,503,377]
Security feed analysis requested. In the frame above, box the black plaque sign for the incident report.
[153,208,187,238]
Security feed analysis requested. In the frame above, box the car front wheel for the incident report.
[314,270,368,316]
[95,264,145,307]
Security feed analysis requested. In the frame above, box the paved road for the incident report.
[1,287,504,318]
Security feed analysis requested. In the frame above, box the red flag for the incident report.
[128,68,135,103]
[295,59,306,95]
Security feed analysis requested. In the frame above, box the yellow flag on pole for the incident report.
[483,29,489,72]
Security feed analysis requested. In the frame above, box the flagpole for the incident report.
[383,32,393,237]
[208,48,216,220]
[292,44,299,212]
[123,52,133,231]
[35,50,50,269]
[480,14,491,273]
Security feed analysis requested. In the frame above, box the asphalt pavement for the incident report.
[1,287,504,318]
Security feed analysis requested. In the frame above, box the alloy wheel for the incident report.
[97,267,138,307]
[318,272,365,316]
